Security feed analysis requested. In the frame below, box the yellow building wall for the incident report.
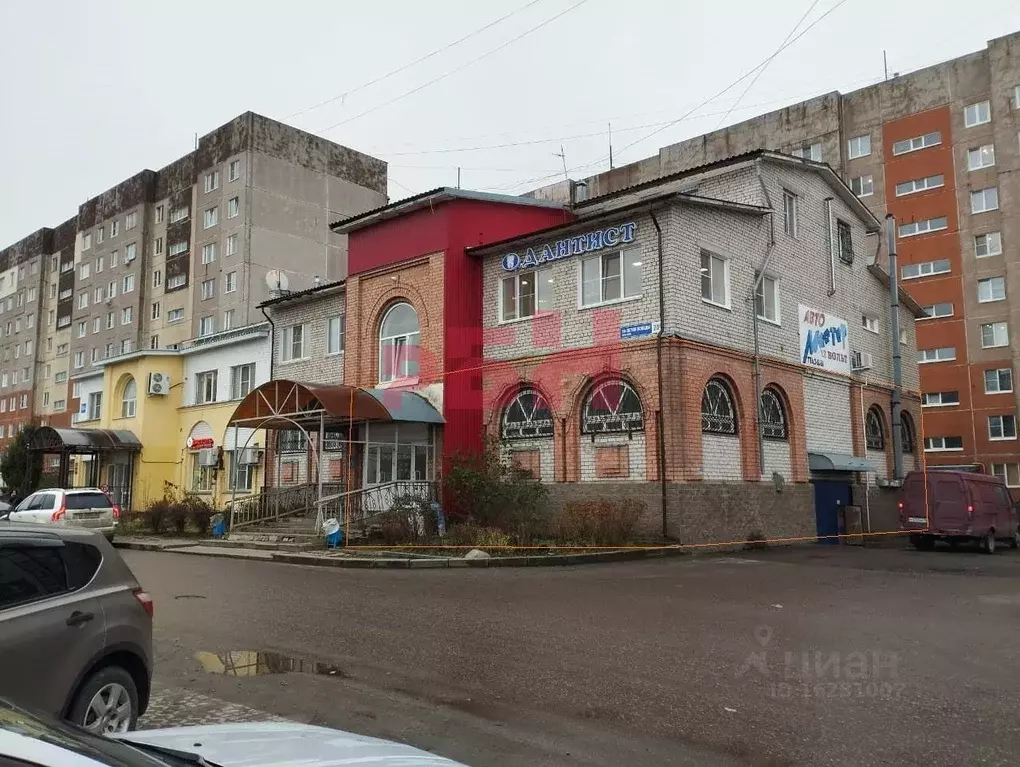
[177,402,265,508]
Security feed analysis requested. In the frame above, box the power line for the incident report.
[316,0,594,134]
[490,0,850,194]
[713,0,821,129]
[284,0,547,121]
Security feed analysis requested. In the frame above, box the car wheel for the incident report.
[68,666,139,734]
[981,531,997,555]
[1010,528,1020,550]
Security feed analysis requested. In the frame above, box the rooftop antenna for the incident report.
[194,132,198,150]
[457,167,461,189]
[609,122,614,170]
[883,50,889,81]
[554,144,568,181]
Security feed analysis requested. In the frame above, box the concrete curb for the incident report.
[114,539,689,569]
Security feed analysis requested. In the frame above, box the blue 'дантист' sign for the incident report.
[501,222,637,272]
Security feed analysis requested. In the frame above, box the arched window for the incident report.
[901,412,916,453]
[120,377,137,418]
[581,380,644,434]
[760,387,788,440]
[702,378,737,434]
[379,302,420,383]
[865,406,885,450]
[502,388,554,440]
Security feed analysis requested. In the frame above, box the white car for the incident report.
[4,488,119,540]
[0,698,468,766]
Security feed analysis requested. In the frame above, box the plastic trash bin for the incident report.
[322,518,343,548]
[211,513,226,538]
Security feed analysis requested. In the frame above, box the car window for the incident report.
[66,492,112,510]
[0,544,68,608]
[63,541,103,590]
[15,494,39,512]
[35,493,57,511]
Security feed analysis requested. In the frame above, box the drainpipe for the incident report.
[650,209,668,539]
[824,198,836,296]
[260,305,276,493]
[752,162,777,477]
[886,215,904,481]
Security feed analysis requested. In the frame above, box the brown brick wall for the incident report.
[344,254,445,389]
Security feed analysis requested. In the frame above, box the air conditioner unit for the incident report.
[147,371,171,396]
[851,351,874,371]
[238,448,263,465]
[198,448,219,467]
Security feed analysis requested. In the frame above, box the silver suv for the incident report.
[0,523,153,733]
[7,488,119,541]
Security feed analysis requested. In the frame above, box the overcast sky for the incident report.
[2,0,1019,247]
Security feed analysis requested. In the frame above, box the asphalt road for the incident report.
[125,544,1020,767]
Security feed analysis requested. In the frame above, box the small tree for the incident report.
[442,437,549,544]
[0,424,42,501]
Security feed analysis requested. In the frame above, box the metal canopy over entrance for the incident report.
[224,380,444,534]
[28,426,142,508]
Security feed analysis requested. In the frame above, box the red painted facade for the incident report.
[346,196,572,465]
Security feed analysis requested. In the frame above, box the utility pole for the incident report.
[555,144,568,181]
[457,167,461,189]
[609,122,614,170]
[887,214,904,481]
[883,50,889,81]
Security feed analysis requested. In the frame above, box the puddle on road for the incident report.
[194,650,347,678]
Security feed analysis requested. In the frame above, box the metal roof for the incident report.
[29,427,142,453]
[808,452,875,473]
[226,380,444,429]
[329,187,566,234]
[257,279,345,309]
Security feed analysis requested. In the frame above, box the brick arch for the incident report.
[760,370,809,482]
[866,404,888,448]
[487,379,560,432]
[368,290,432,385]
[698,372,746,433]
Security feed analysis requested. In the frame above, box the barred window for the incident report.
[901,412,916,453]
[702,378,737,435]
[760,388,787,440]
[582,380,644,434]
[501,388,554,440]
[866,407,885,450]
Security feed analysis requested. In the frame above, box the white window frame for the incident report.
[281,324,308,362]
[196,370,218,405]
[697,252,730,310]
[578,249,643,309]
[201,279,215,300]
[167,274,186,290]
[125,211,137,230]
[327,315,345,355]
[151,302,160,320]
[228,160,241,182]
[155,204,165,224]
[977,276,1006,303]
[922,391,960,408]
[850,175,874,197]
[203,207,218,229]
[782,190,798,237]
[964,100,991,128]
[227,197,239,218]
[169,241,188,256]
[919,303,953,320]
[167,308,184,323]
[975,232,1003,258]
[924,436,964,452]
[918,347,956,363]
[79,262,90,280]
[988,414,1017,441]
[967,144,995,171]
[991,463,1020,488]
[892,131,941,156]
[153,270,162,288]
[899,217,948,238]
[231,364,254,400]
[791,143,822,161]
[895,174,944,197]
[83,232,91,251]
[202,243,216,264]
[224,271,236,293]
[862,314,879,334]
[199,315,216,337]
[754,273,780,325]
[985,368,1013,394]
[971,187,999,214]
[121,306,133,325]
[204,171,220,193]
[223,309,234,331]
[500,268,553,322]
[980,321,1009,349]
[123,274,135,293]
[847,135,871,159]
[169,206,189,223]
[226,234,238,256]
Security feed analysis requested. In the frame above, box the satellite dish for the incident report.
[265,270,289,295]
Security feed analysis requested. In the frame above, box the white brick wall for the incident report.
[580,432,647,482]
[903,453,917,473]
[867,449,887,479]
[503,438,555,482]
[804,375,854,454]
[267,287,346,385]
[762,439,793,480]
[702,433,742,480]
[181,328,271,406]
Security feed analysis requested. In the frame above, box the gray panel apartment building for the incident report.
[535,30,1020,487]
[0,112,386,449]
